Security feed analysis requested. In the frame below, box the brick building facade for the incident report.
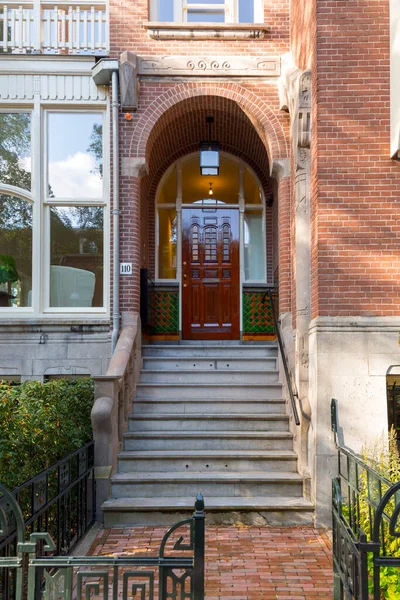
[0,0,399,524]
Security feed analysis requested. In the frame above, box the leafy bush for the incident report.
[359,428,400,599]
[0,378,94,489]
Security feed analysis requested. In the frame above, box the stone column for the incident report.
[278,62,313,483]
[294,71,312,485]
[120,157,147,313]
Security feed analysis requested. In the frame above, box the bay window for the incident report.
[0,108,108,315]
[150,0,264,23]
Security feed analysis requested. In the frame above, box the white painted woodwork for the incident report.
[390,0,400,158]
[0,1,108,54]
[0,71,107,101]
[150,0,264,24]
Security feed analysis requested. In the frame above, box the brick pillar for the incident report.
[120,158,147,313]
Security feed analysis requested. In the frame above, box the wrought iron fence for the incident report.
[0,482,205,600]
[0,441,95,600]
[331,398,400,599]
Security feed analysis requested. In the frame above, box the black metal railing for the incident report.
[0,440,94,556]
[0,484,205,600]
[267,288,300,426]
[331,398,400,599]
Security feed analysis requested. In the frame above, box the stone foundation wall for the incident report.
[0,323,112,381]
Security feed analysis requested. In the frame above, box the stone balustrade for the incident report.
[92,312,141,518]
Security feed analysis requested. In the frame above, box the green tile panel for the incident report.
[242,291,276,335]
[152,291,179,334]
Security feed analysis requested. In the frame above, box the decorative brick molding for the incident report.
[129,82,289,166]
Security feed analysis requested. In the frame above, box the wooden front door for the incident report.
[182,208,240,340]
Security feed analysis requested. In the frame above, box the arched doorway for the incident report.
[156,152,267,340]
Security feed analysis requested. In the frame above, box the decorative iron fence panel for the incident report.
[0,482,205,600]
[331,398,400,599]
[0,441,95,600]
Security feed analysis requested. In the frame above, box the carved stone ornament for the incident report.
[137,56,280,77]
[121,157,148,178]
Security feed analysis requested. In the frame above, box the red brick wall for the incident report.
[111,0,294,315]
[110,1,289,59]
[290,0,315,71]
[312,0,400,318]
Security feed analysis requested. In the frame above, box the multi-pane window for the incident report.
[0,109,108,314]
[151,0,263,23]
[156,154,266,283]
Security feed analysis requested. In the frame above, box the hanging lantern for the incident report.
[200,116,220,176]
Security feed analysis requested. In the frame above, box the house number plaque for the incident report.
[120,263,133,275]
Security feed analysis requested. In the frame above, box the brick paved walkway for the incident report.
[90,526,333,600]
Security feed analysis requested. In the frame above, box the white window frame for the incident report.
[43,108,109,315]
[0,104,110,318]
[150,0,264,23]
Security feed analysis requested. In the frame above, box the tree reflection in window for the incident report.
[50,206,104,307]
[0,113,31,191]
[0,195,33,307]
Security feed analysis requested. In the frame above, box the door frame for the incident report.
[155,151,268,338]
[181,206,240,340]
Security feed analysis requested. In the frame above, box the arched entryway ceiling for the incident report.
[141,96,273,198]
[130,82,288,166]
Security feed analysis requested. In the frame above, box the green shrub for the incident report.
[359,428,400,599]
[0,378,94,489]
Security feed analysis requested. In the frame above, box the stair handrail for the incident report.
[91,311,142,516]
[267,289,300,426]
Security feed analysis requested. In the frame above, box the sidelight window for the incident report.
[150,0,264,23]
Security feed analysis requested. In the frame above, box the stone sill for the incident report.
[0,318,110,333]
[144,22,269,40]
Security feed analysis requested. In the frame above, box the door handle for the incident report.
[183,274,187,279]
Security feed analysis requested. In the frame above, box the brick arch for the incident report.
[129,82,288,167]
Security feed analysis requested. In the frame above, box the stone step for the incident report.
[102,496,315,527]
[142,356,277,371]
[128,414,289,432]
[117,450,298,473]
[110,471,304,499]
[139,369,279,384]
[123,431,293,451]
[135,383,283,400]
[142,345,278,358]
[133,398,286,415]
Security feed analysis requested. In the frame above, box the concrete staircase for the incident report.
[102,343,314,526]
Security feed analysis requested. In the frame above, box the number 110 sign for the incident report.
[120,263,132,275]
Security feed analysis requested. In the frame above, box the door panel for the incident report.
[182,208,240,340]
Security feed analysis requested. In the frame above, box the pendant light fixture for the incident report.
[200,116,220,176]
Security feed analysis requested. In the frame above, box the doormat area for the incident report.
[89,525,333,600]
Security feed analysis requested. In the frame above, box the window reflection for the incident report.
[48,113,103,199]
[50,206,104,307]
[0,195,33,307]
[158,209,177,279]
[244,210,265,280]
[0,113,31,192]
